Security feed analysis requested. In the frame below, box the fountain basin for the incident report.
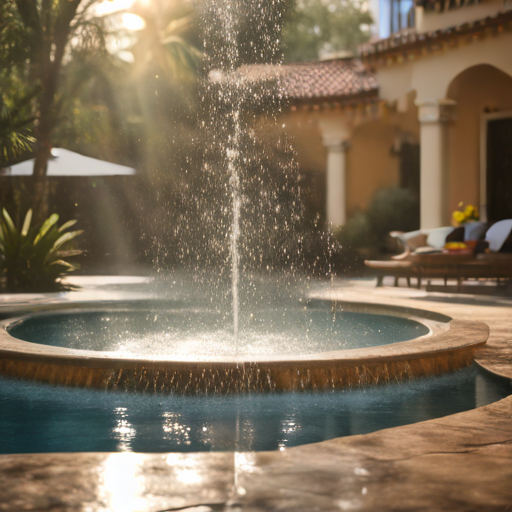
[0,300,487,393]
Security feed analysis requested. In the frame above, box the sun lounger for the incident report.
[365,221,512,289]
[365,254,512,290]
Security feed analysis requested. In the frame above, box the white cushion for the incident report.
[485,219,512,252]
[425,227,455,249]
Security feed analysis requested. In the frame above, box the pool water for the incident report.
[7,306,430,357]
[0,366,509,454]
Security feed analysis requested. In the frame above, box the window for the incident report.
[379,0,415,38]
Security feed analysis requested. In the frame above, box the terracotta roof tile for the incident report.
[281,59,378,101]
[237,59,378,103]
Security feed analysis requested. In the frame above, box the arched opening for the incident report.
[446,64,512,222]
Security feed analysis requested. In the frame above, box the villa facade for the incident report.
[280,0,512,229]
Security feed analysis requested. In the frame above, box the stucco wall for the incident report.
[346,120,399,214]
[375,31,512,102]
[280,110,326,173]
[278,110,327,221]
[280,104,420,221]
[416,0,504,33]
[447,64,512,217]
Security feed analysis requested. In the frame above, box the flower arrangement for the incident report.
[452,202,479,225]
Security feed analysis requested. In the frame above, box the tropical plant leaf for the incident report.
[53,229,83,248]
[48,259,77,270]
[164,15,195,37]
[33,213,59,245]
[58,219,77,232]
[46,229,83,262]
[21,208,32,237]
[1,208,19,255]
[56,249,82,258]
[2,208,17,238]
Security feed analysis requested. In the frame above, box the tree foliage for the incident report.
[0,0,37,161]
[0,0,114,221]
[282,0,373,62]
[0,0,202,222]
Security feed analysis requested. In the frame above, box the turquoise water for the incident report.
[7,306,430,357]
[0,366,509,454]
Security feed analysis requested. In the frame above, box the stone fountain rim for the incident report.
[0,299,487,368]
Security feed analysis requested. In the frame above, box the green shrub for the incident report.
[366,187,419,246]
[332,187,419,271]
[332,210,375,272]
[334,210,374,250]
[0,208,83,292]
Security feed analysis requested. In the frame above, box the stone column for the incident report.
[415,99,456,229]
[323,136,349,227]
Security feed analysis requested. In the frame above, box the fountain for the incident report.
[0,0,505,457]
[0,297,489,393]
[0,0,490,395]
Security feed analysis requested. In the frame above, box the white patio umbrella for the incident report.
[1,148,136,176]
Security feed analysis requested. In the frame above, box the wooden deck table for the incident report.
[409,252,497,290]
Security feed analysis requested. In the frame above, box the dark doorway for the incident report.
[486,117,512,222]
[399,142,420,200]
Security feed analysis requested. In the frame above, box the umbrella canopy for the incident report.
[1,148,136,176]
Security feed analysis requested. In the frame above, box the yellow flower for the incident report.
[452,211,465,225]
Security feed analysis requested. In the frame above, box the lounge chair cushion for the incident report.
[425,227,455,249]
[464,221,487,242]
[393,230,427,251]
[485,219,512,252]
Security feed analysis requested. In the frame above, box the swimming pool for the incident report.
[0,365,509,454]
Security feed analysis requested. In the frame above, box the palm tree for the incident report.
[0,0,108,221]
[1,0,202,223]
[0,99,35,163]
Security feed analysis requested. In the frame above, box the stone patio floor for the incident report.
[0,276,511,512]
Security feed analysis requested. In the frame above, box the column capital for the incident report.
[415,99,457,124]
[322,137,350,152]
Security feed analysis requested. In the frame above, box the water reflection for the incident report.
[101,454,147,512]
[278,414,301,450]
[162,412,192,446]
[176,468,203,485]
[0,366,510,454]
[165,454,206,486]
[112,407,136,452]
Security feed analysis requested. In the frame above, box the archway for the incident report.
[446,64,512,222]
